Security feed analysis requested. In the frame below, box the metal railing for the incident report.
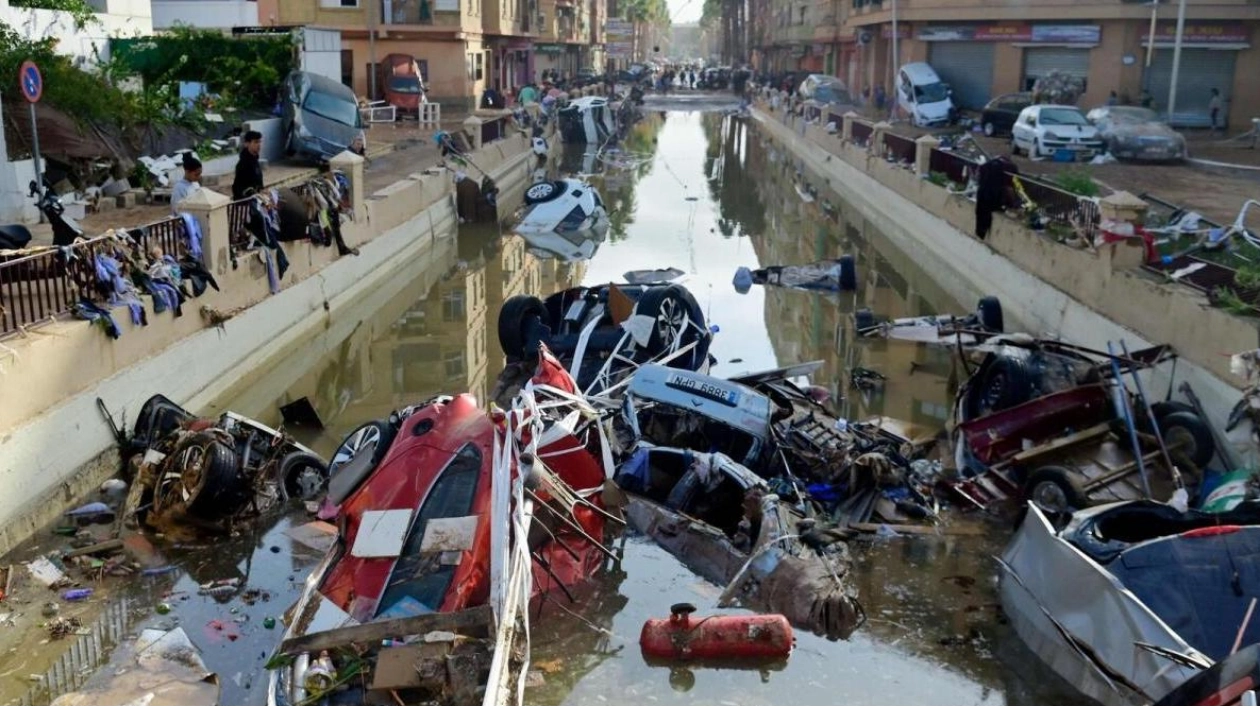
[136,215,189,257]
[1012,173,1100,239]
[1,215,190,338]
[228,198,254,249]
[883,132,916,164]
[929,147,973,185]
[851,120,872,145]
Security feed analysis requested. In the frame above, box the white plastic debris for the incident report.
[26,557,67,588]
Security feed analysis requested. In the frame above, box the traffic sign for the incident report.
[19,60,42,103]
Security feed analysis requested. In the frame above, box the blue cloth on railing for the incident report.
[179,212,203,260]
[147,280,182,316]
[74,300,121,339]
[261,247,280,294]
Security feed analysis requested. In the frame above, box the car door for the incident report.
[999,97,1027,132]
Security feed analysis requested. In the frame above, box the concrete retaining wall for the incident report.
[752,106,1253,445]
[0,128,541,555]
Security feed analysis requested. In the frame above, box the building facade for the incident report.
[758,0,1260,129]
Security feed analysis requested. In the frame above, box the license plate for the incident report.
[665,374,740,406]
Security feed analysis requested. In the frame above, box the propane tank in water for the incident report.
[640,603,793,661]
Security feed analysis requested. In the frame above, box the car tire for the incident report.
[524,181,564,205]
[633,284,706,368]
[166,432,246,520]
[1026,465,1087,515]
[498,294,548,360]
[1160,411,1216,469]
[837,255,857,291]
[963,354,1034,420]
[854,307,878,334]
[1010,138,1022,157]
[281,451,329,501]
[977,296,1004,333]
[329,420,393,477]
[983,121,996,137]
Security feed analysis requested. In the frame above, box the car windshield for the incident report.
[915,82,949,103]
[815,84,852,104]
[387,75,422,94]
[1040,108,1088,126]
[1107,107,1160,124]
[303,89,360,127]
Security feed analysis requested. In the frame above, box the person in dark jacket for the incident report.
[232,131,264,199]
[975,155,1018,240]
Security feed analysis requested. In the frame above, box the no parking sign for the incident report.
[19,60,42,103]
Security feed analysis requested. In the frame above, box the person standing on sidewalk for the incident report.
[1209,88,1223,134]
[232,131,264,200]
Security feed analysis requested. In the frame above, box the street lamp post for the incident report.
[889,0,898,120]
[369,0,379,99]
[1165,0,1186,123]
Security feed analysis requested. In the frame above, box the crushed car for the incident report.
[616,442,865,640]
[119,395,329,534]
[1001,500,1260,704]
[854,296,1004,347]
[948,338,1215,514]
[497,281,713,396]
[267,347,616,706]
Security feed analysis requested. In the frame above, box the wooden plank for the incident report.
[278,604,494,657]
[63,539,124,559]
[1008,423,1111,464]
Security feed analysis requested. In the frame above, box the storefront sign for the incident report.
[535,43,565,54]
[1142,23,1250,44]
[810,43,826,54]
[607,18,633,59]
[880,25,911,39]
[917,23,1099,43]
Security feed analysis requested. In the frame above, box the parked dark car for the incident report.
[980,92,1032,137]
[1085,106,1187,162]
[282,71,368,161]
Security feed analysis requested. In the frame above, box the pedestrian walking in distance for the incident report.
[1209,88,1223,135]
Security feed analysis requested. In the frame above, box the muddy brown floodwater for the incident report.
[7,100,1092,705]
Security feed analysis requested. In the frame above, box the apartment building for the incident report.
[758,0,1260,129]
[258,0,491,107]
[534,0,603,79]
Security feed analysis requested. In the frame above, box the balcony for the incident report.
[382,0,462,26]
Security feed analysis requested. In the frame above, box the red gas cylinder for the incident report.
[639,603,793,661]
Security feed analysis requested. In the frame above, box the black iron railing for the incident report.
[882,132,917,165]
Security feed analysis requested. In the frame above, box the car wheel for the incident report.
[983,121,996,137]
[498,294,548,360]
[976,296,1004,333]
[329,420,391,476]
[161,432,245,520]
[1160,411,1216,469]
[281,451,329,501]
[633,285,707,368]
[523,181,564,205]
[1026,466,1087,515]
[963,355,1034,420]
[1010,138,1022,157]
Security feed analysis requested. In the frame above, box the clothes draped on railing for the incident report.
[242,189,289,292]
[295,171,356,256]
[66,227,218,338]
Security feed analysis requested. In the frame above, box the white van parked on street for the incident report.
[895,62,955,127]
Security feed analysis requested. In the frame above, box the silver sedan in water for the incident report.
[1086,106,1187,162]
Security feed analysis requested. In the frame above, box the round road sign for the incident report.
[19,60,42,103]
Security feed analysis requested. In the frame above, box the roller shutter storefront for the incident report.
[928,42,995,110]
[1023,47,1091,91]
[1146,49,1237,128]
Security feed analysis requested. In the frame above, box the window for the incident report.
[444,350,466,378]
[797,5,805,23]
[320,0,358,6]
[442,290,466,321]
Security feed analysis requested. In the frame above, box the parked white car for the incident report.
[1010,104,1105,160]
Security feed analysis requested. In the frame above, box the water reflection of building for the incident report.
[710,116,966,429]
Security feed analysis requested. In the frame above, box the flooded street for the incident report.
[6,101,1088,705]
